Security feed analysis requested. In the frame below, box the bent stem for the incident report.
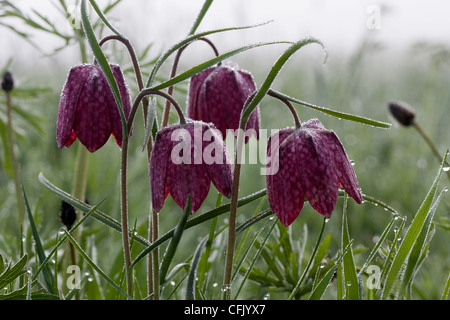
[161,37,220,127]
[412,120,450,180]
[121,88,186,298]
[267,89,302,129]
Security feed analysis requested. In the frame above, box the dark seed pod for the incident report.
[59,200,77,229]
[388,101,416,127]
[1,71,14,92]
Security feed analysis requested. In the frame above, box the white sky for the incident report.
[1,0,450,71]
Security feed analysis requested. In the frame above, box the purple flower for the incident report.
[150,120,233,213]
[186,61,260,141]
[56,64,131,152]
[266,119,362,227]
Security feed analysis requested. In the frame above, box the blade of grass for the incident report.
[309,240,353,300]
[268,90,391,129]
[397,187,446,298]
[234,219,277,300]
[159,196,191,285]
[341,194,360,300]
[381,151,448,299]
[185,237,208,300]
[63,229,131,300]
[288,217,328,300]
[22,185,56,295]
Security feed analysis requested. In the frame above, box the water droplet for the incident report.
[221,284,232,293]
[346,281,352,287]
[170,281,176,286]
[443,161,450,172]
[263,293,270,300]
[212,283,218,288]
[324,218,330,223]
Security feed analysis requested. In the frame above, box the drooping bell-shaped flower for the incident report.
[56,64,131,152]
[150,120,233,213]
[186,60,260,141]
[266,118,362,227]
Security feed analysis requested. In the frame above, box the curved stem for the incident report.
[267,89,302,129]
[99,35,145,92]
[161,37,219,127]
[121,88,186,298]
[128,89,186,128]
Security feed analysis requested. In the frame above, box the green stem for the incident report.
[5,90,25,231]
[413,121,450,180]
[288,217,327,300]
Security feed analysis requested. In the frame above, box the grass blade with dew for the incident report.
[308,240,353,300]
[22,185,56,294]
[381,150,448,299]
[185,237,208,300]
[268,90,391,129]
[63,229,131,300]
[159,196,191,285]
[341,194,360,300]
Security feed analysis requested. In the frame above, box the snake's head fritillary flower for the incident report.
[150,120,233,213]
[266,118,362,227]
[56,64,131,152]
[186,60,260,142]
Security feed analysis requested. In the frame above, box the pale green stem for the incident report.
[5,90,25,231]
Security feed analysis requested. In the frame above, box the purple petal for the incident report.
[202,125,233,198]
[149,125,177,212]
[319,131,362,204]
[266,128,304,226]
[295,130,338,218]
[110,64,132,146]
[165,123,211,213]
[73,67,112,152]
[57,65,92,148]
[187,67,215,120]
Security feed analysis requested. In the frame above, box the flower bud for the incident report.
[1,71,14,92]
[388,101,416,127]
[59,200,77,229]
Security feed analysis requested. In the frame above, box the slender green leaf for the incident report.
[397,188,445,298]
[150,41,290,92]
[381,151,448,299]
[241,38,327,125]
[442,272,450,300]
[234,220,277,299]
[145,21,272,88]
[188,0,214,35]
[0,255,28,290]
[309,241,353,300]
[341,194,360,300]
[88,0,124,38]
[22,185,56,294]
[268,90,391,129]
[186,237,208,300]
[160,196,192,285]
[63,230,131,299]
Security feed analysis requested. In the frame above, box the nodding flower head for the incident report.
[149,120,233,213]
[187,60,260,142]
[56,64,131,152]
[266,119,362,227]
